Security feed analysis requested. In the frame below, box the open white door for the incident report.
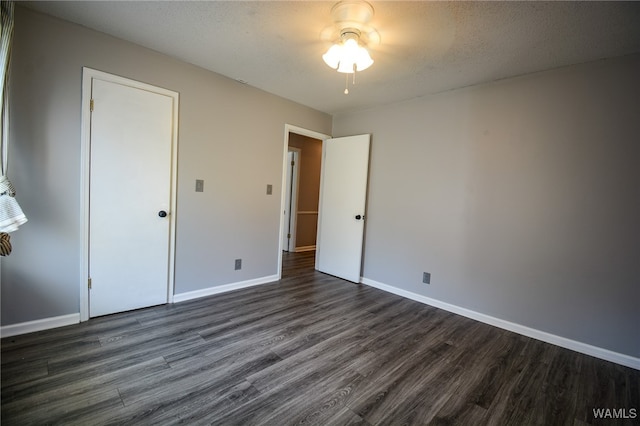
[316,134,370,283]
[87,74,177,317]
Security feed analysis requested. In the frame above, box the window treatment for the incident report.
[0,1,27,255]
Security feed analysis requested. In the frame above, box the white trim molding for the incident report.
[360,277,640,371]
[1,313,80,338]
[173,275,279,303]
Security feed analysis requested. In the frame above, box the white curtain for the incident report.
[0,1,27,241]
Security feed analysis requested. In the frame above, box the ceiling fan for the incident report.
[320,0,380,94]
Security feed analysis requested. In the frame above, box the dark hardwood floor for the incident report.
[2,251,638,425]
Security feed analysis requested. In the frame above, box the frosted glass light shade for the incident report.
[354,46,373,71]
[322,44,342,69]
[322,38,374,73]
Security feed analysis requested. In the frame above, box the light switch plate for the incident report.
[266,184,273,195]
[195,179,204,192]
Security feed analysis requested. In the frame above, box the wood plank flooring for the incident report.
[2,251,638,425]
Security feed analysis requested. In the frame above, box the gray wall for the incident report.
[1,7,331,325]
[333,54,640,358]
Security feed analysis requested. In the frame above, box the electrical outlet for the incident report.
[266,184,273,195]
[422,272,431,284]
[235,259,242,270]
[195,179,204,192]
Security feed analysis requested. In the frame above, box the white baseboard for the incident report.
[295,245,316,253]
[360,277,640,371]
[173,274,279,303]
[1,313,80,338]
[1,276,280,338]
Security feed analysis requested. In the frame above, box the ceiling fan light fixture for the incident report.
[321,1,378,94]
[323,29,374,74]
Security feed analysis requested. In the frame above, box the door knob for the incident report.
[158,210,168,218]
[355,214,363,220]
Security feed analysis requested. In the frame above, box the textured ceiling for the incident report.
[23,1,640,115]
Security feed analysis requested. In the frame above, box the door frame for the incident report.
[278,124,330,277]
[283,147,301,252]
[79,67,179,322]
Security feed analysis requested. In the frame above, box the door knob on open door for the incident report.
[158,210,168,218]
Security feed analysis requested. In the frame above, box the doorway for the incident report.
[278,126,372,283]
[79,68,179,321]
[286,134,323,253]
[278,125,329,276]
